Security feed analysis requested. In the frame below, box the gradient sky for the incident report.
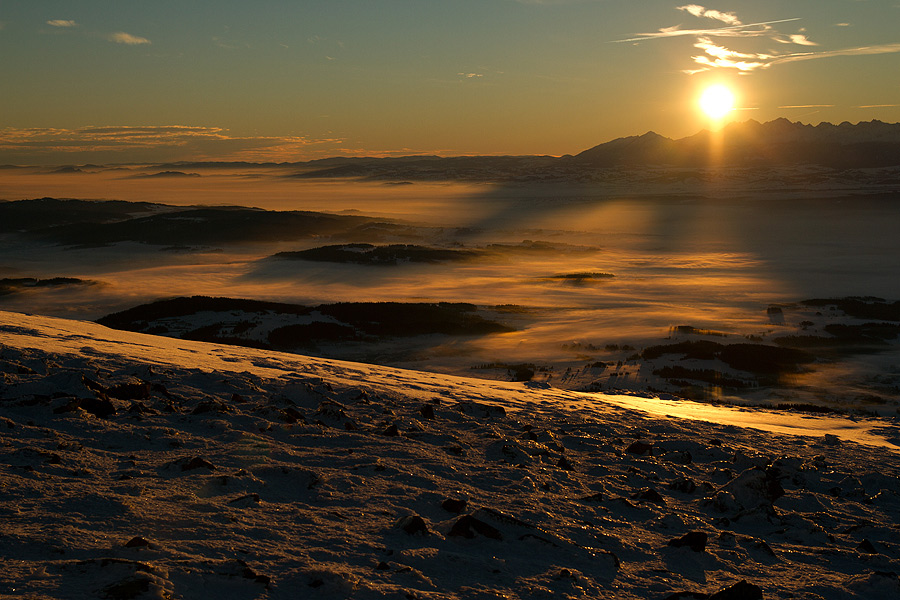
[2,0,899,164]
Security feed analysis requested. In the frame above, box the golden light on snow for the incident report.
[698,84,735,120]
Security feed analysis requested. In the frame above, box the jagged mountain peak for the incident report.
[574,118,900,168]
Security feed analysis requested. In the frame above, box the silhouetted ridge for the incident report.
[572,119,900,168]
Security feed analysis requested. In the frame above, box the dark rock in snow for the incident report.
[419,404,435,419]
[54,396,117,418]
[108,382,151,400]
[448,515,503,540]
[124,536,151,548]
[396,515,429,536]
[664,592,709,600]
[668,531,708,552]
[709,467,784,514]
[102,577,151,599]
[228,493,261,506]
[180,456,215,471]
[707,580,763,600]
[279,407,304,423]
[441,498,468,513]
[633,487,666,506]
[669,477,698,494]
[454,400,506,419]
[382,423,400,437]
[557,455,575,471]
[579,492,605,502]
[626,441,653,455]
[857,538,878,554]
[191,400,230,415]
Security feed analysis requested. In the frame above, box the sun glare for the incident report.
[698,85,735,120]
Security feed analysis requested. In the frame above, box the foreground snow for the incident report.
[1,311,899,599]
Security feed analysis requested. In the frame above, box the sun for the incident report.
[698,84,735,120]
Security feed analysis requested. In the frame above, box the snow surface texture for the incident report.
[2,311,899,599]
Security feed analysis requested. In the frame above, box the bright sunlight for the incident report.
[698,84,735,120]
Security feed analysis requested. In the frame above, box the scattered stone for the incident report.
[857,539,878,554]
[127,402,155,415]
[239,563,271,587]
[102,577,150,600]
[579,492,604,502]
[396,515,429,536]
[633,488,666,506]
[375,561,390,571]
[668,531,708,552]
[279,407,304,424]
[420,404,435,419]
[228,493,261,506]
[124,536,151,548]
[708,580,762,600]
[180,457,215,471]
[192,400,230,415]
[441,498,468,514]
[454,400,506,419]
[669,478,698,494]
[626,441,653,456]
[54,396,117,418]
[108,382,151,400]
[710,467,784,513]
[557,456,574,471]
[382,423,400,437]
[448,515,502,540]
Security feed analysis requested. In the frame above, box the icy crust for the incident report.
[1,312,900,599]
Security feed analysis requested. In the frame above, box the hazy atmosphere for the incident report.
[2,0,899,163]
[3,2,900,599]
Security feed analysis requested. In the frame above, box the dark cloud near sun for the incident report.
[616,4,900,75]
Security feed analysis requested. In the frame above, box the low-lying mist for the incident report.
[3,167,900,414]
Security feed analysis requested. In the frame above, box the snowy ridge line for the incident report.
[2,310,900,598]
[0,310,897,451]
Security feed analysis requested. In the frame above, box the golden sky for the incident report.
[1,1,899,164]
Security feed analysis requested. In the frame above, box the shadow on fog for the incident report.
[445,179,900,302]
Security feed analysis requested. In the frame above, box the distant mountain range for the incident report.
[572,119,900,169]
[30,119,900,180]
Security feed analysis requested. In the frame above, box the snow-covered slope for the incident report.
[2,311,899,599]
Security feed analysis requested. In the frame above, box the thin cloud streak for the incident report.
[613,18,801,43]
[47,20,77,28]
[0,126,344,164]
[618,7,900,76]
[767,42,900,66]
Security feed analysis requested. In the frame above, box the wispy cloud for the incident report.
[856,104,899,108]
[778,104,835,109]
[618,6,900,74]
[613,18,800,43]
[677,4,740,26]
[767,42,900,66]
[0,126,344,164]
[108,32,151,45]
[47,19,77,28]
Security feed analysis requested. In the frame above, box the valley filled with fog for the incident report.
[3,164,900,414]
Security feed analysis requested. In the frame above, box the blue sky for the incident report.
[1,1,898,163]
